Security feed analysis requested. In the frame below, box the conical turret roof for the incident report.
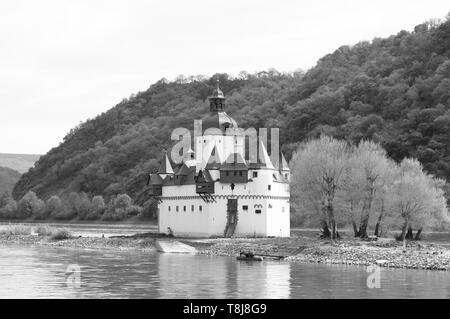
[157,152,174,174]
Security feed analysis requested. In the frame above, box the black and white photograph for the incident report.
[1,0,450,305]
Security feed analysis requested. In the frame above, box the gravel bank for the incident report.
[0,234,156,251]
[187,237,450,271]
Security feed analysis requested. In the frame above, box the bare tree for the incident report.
[386,159,448,244]
[291,135,350,239]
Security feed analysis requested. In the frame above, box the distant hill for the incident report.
[12,16,450,202]
[0,153,41,173]
[0,166,21,195]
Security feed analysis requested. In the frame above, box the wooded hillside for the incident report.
[13,16,450,204]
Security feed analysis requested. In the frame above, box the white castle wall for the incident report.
[158,133,290,238]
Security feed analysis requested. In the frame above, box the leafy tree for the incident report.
[17,191,44,219]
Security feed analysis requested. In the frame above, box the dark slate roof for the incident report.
[196,170,214,183]
[175,163,191,176]
[163,165,196,186]
[202,111,238,133]
[220,153,248,171]
[157,152,174,174]
[149,174,163,185]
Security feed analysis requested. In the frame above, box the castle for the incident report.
[148,82,290,238]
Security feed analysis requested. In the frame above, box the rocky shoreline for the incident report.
[186,237,450,271]
[1,233,449,271]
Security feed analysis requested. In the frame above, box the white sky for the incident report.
[0,0,448,154]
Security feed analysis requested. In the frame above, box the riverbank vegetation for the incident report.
[0,191,157,222]
[291,136,450,240]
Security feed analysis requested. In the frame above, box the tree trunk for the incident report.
[330,218,337,240]
[397,221,408,241]
[358,191,373,238]
[374,199,385,237]
[352,220,359,237]
[405,226,414,240]
[414,227,423,241]
[320,220,331,239]
[374,221,380,237]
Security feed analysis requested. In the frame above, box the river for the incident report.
[0,244,449,298]
[1,222,449,298]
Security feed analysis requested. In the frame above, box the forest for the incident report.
[3,15,450,226]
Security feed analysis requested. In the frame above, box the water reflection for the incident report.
[157,254,291,298]
[0,245,449,298]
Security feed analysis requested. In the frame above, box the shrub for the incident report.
[0,224,32,236]
[50,228,72,240]
[35,225,55,236]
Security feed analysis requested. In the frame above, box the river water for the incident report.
[0,244,449,299]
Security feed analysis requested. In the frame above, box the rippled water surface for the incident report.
[0,244,449,299]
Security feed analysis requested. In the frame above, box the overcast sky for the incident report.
[0,0,448,154]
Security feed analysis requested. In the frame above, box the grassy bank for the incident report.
[0,225,156,250]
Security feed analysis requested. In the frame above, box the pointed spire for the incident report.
[157,152,174,174]
[205,145,222,170]
[280,153,290,171]
[259,140,274,169]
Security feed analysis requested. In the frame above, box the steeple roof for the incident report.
[205,145,222,170]
[210,79,224,98]
[157,152,174,174]
[204,79,238,132]
[280,153,290,171]
[221,153,248,171]
[249,140,274,169]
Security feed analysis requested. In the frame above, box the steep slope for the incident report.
[0,166,21,195]
[13,17,450,202]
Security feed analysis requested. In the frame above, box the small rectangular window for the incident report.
[253,172,258,178]
[183,206,186,212]
[243,205,248,211]
[255,209,262,214]
[191,205,194,212]
[234,171,237,176]
[176,206,179,212]
[268,185,271,191]
[199,205,202,212]
[168,206,171,212]
[239,171,242,176]
[226,172,229,176]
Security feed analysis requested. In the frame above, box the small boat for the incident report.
[236,252,263,262]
